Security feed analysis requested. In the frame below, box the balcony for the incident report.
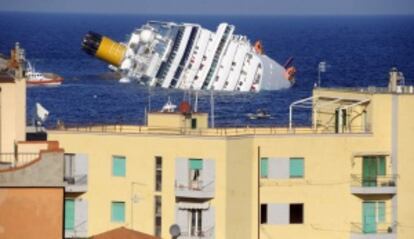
[175,180,214,199]
[0,153,39,169]
[179,227,214,239]
[351,222,396,239]
[64,154,88,193]
[351,175,397,195]
[65,200,88,238]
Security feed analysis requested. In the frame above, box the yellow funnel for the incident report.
[95,37,126,67]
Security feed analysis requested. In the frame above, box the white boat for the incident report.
[26,62,63,86]
[82,21,296,93]
[247,109,272,120]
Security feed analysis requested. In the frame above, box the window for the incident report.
[289,204,304,224]
[191,118,197,129]
[189,159,203,190]
[112,156,126,177]
[155,156,162,191]
[65,199,75,230]
[154,196,162,236]
[290,158,304,178]
[111,201,125,222]
[260,204,268,224]
[189,209,203,236]
[260,158,268,178]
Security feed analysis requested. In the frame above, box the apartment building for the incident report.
[48,72,414,239]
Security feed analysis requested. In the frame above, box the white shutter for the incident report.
[202,207,215,237]
[202,159,215,193]
[176,158,189,187]
[175,207,189,234]
[74,154,88,176]
[268,157,289,179]
[268,204,289,225]
[74,199,88,237]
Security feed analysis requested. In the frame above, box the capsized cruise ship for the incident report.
[82,21,296,92]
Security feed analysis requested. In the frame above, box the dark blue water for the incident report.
[1,12,413,127]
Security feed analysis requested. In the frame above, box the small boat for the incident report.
[160,97,177,112]
[26,62,63,86]
[247,109,271,120]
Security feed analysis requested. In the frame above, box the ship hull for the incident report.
[83,22,295,93]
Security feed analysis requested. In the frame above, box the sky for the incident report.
[0,0,413,15]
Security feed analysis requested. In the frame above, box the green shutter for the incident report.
[113,156,126,177]
[111,202,125,222]
[190,159,203,170]
[378,156,386,176]
[65,199,75,230]
[378,202,385,223]
[260,158,268,178]
[290,158,304,178]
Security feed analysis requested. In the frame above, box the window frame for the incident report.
[112,155,126,177]
[64,198,75,230]
[289,203,304,224]
[260,158,268,178]
[111,201,125,223]
[289,157,304,178]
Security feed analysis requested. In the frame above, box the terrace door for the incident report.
[363,202,377,233]
[362,156,377,187]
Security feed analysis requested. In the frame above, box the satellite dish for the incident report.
[169,224,181,237]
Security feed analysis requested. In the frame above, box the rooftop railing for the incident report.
[0,153,39,169]
[50,124,371,137]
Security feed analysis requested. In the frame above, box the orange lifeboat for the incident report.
[254,40,264,55]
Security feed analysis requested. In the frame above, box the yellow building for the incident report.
[48,70,414,239]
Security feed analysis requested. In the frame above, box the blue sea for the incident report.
[0,12,413,127]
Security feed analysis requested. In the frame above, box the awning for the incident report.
[178,202,210,210]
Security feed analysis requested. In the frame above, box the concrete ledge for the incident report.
[351,233,396,239]
[351,186,396,195]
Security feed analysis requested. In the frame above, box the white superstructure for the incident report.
[83,21,296,92]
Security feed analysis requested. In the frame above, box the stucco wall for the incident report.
[0,187,64,239]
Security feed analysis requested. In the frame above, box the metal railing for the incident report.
[50,123,371,137]
[351,222,396,234]
[175,180,214,192]
[64,174,87,185]
[351,174,398,187]
[180,226,214,238]
[0,153,39,168]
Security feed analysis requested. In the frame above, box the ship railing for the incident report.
[50,123,371,136]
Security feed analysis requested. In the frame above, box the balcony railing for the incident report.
[351,175,397,194]
[351,175,397,187]
[175,180,214,198]
[351,222,396,234]
[179,226,214,239]
[0,153,39,169]
[50,123,371,137]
